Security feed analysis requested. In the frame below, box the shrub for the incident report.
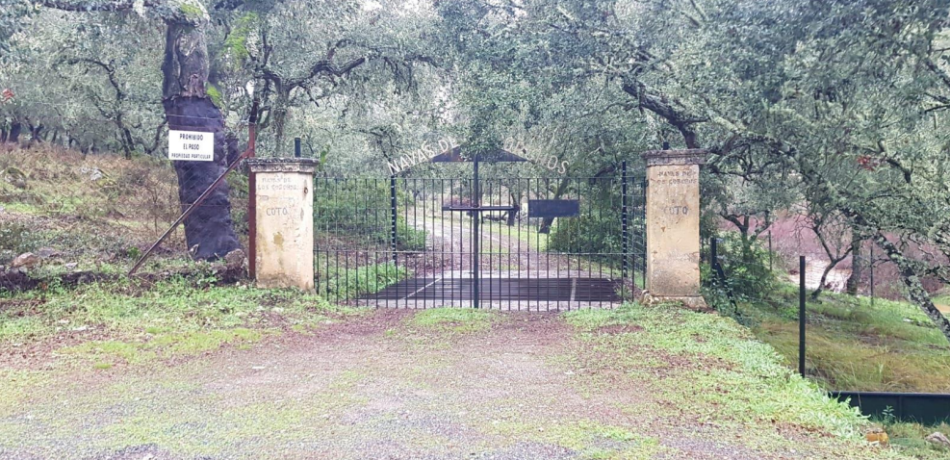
[322,261,411,300]
[314,179,427,251]
[703,232,775,309]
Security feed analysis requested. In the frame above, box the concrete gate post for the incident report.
[640,149,708,307]
[246,158,319,291]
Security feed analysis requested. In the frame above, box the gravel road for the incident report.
[0,310,883,459]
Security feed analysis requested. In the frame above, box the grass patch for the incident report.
[487,419,664,458]
[58,328,269,367]
[409,308,497,333]
[880,420,950,457]
[0,277,345,341]
[740,286,950,392]
[565,303,868,439]
[0,277,354,369]
[318,261,412,301]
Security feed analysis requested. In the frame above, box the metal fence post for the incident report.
[621,161,629,295]
[390,175,398,264]
[709,236,725,284]
[869,244,875,307]
[799,255,806,378]
[767,216,773,273]
[472,157,480,309]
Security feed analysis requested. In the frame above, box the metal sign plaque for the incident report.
[168,130,214,161]
[528,199,580,218]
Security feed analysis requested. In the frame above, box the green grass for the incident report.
[565,303,868,439]
[932,293,950,307]
[739,285,950,393]
[0,277,352,367]
[59,328,268,367]
[881,420,950,457]
[317,260,412,301]
[487,419,664,458]
[408,308,497,333]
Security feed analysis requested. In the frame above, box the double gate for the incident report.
[313,161,645,310]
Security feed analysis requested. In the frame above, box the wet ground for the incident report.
[0,309,890,460]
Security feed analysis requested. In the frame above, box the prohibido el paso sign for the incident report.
[169,130,214,161]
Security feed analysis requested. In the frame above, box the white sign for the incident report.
[169,130,214,161]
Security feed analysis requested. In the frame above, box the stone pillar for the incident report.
[641,149,707,307]
[246,158,318,291]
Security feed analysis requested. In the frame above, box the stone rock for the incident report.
[11,252,39,269]
[64,262,78,271]
[79,166,103,182]
[224,249,246,270]
[36,247,61,259]
[926,432,950,448]
[865,429,888,445]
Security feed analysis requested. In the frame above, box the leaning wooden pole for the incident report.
[129,118,258,277]
[247,106,258,279]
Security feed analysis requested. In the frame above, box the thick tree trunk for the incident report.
[846,232,862,296]
[28,123,43,147]
[162,19,241,261]
[7,121,20,144]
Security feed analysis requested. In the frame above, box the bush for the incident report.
[547,213,644,267]
[322,261,411,300]
[0,222,40,260]
[704,232,775,308]
[394,221,426,251]
[314,179,426,251]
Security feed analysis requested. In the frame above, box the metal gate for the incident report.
[313,160,645,310]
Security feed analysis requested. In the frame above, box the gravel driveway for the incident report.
[0,309,888,459]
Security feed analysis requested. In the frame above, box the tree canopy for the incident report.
[2,0,950,340]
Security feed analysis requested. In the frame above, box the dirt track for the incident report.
[0,310,885,460]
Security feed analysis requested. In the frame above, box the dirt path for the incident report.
[0,310,885,460]
[407,212,620,279]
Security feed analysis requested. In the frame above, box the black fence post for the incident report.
[767,212,773,274]
[294,137,301,158]
[799,255,806,378]
[710,237,718,277]
[869,244,875,307]
[621,161,629,295]
[390,175,398,264]
[472,157,480,309]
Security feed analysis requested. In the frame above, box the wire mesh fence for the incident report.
[0,146,249,276]
[703,228,950,423]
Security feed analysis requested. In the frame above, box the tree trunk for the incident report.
[811,256,845,300]
[846,232,862,296]
[271,90,290,154]
[162,18,241,261]
[507,192,520,226]
[7,121,20,144]
[120,123,135,159]
[27,122,43,148]
[872,231,950,344]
